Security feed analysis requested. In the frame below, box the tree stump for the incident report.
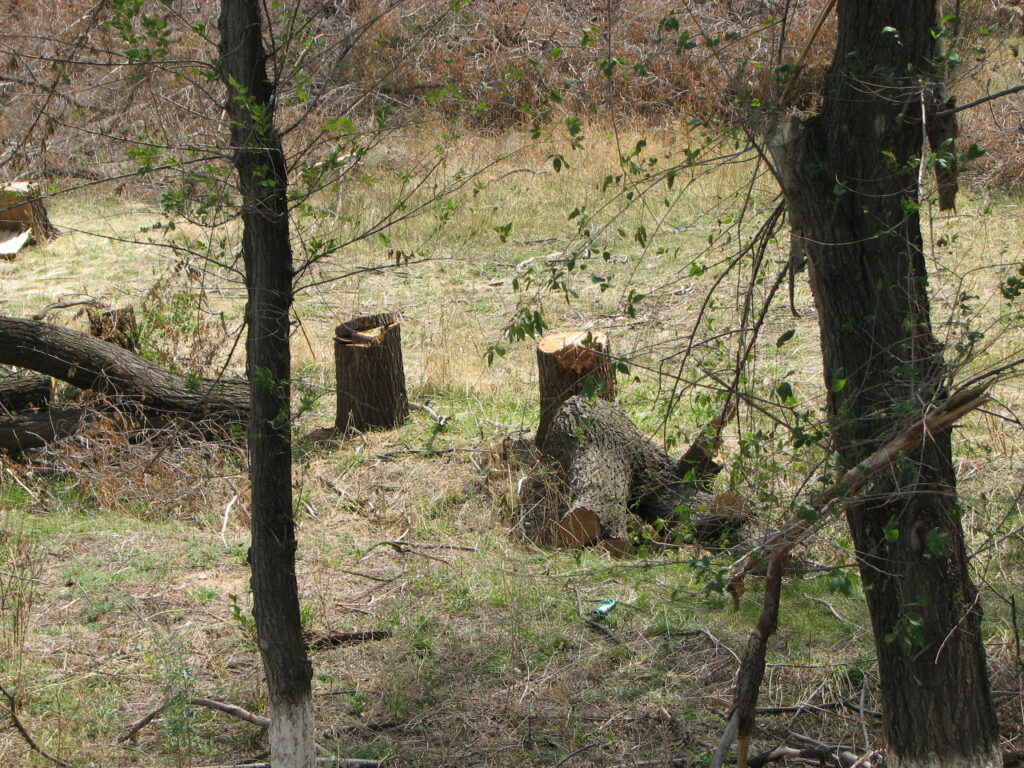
[335,313,408,432]
[536,330,614,450]
[0,182,58,247]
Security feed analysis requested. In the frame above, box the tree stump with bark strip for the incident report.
[535,330,613,450]
[335,313,408,432]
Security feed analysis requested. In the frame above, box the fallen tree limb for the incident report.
[0,316,248,431]
[712,383,991,768]
[0,370,52,413]
[1,681,79,768]
[0,407,89,453]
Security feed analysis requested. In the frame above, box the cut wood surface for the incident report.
[335,312,408,431]
[536,330,613,450]
[0,316,248,428]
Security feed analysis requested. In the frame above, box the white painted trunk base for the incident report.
[887,746,1002,768]
[269,694,315,768]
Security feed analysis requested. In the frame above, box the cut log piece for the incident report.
[335,313,408,432]
[0,371,53,412]
[543,396,700,552]
[540,396,748,552]
[87,306,138,352]
[535,330,614,450]
[0,316,248,431]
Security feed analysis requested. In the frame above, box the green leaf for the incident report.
[775,329,795,347]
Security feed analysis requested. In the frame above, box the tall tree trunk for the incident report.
[772,3,999,766]
[218,3,314,767]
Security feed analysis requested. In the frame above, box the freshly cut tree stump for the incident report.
[335,313,408,432]
[535,330,614,450]
[0,371,53,413]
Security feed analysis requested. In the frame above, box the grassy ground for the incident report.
[1,123,1024,766]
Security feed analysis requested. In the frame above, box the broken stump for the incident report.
[536,330,614,450]
[335,312,408,432]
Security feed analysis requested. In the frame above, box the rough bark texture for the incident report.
[219,3,314,767]
[334,313,408,431]
[535,330,614,450]
[0,316,248,428]
[771,2,998,764]
[543,396,725,552]
[0,370,52,412]
[0,407,85,453]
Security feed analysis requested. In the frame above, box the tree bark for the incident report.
[535,330,614,450]
[542,396,735,553]
[0,316,248,429]
[0,370,52,413]
[0,407,85,453]
[219,3,314,767]
[771,2,999,765]
[334,313,408,431]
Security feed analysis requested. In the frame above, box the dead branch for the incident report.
[29,298,104,321]
[712,383,991,768]
[303,630,393,649]
[408,400,451,426]
[0,682,79,768]
[191,697,270,728]
[0,316,248,434]
[118,696,271,744]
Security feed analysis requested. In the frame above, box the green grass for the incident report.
[0,120,1022,765]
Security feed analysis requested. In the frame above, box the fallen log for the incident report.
[541,396,742,552]
[0,371,53,413]
[0,407,87,453]
[0,316,248,430]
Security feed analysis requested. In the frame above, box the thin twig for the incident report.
[554,741,606,767]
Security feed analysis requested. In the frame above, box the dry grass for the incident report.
[0,122,1023,767]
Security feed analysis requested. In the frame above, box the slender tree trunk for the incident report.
[218,3,314,767]
[772,3,998,766]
